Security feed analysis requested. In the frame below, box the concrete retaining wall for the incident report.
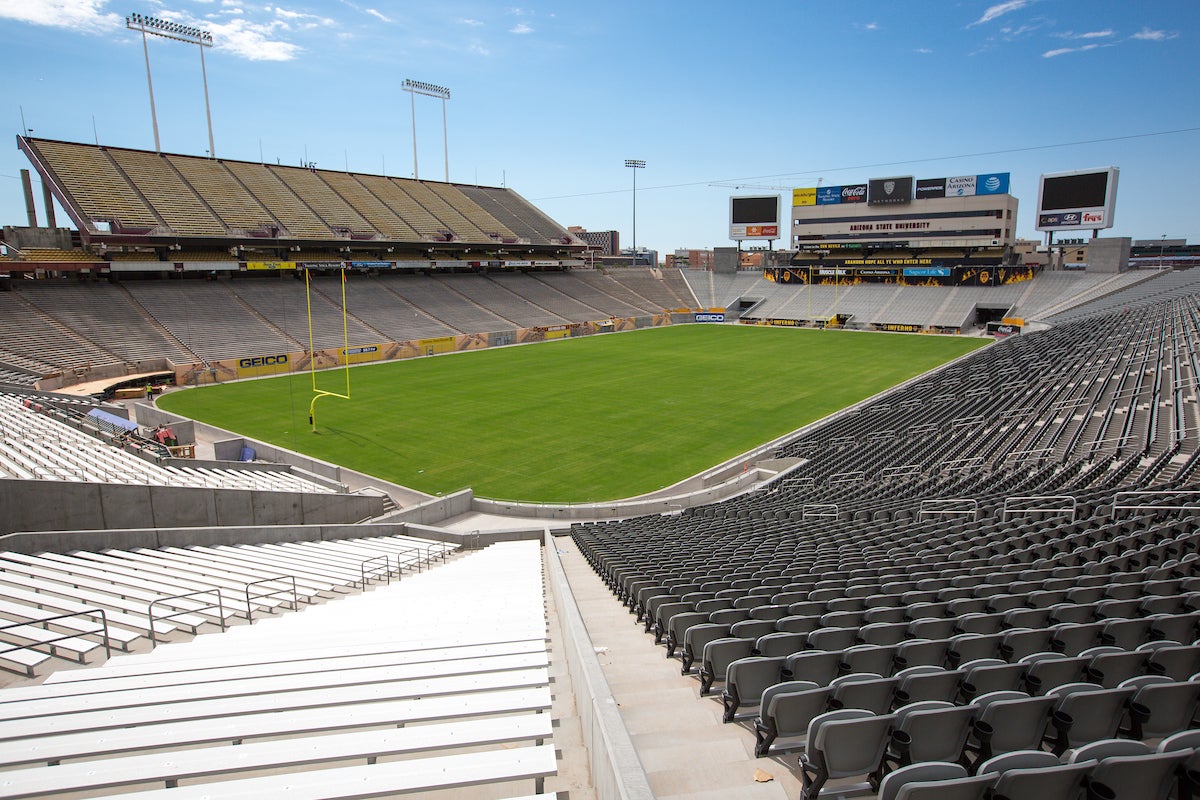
[0,478,383,538]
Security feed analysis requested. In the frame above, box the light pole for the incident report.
[1160,234,1166,268]
[403,79,451,181]
[625,159,645,266]
[126,13,216,156]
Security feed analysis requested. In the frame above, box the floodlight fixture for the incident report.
[625,159,646,266]
[403,79,452,181]
[127,12,216,156]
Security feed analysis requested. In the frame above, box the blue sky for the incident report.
[0,0,1197,256]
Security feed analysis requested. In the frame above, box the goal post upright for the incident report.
[306,267,352,432]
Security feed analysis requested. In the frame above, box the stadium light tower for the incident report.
[126,13,216,157]
[625,159,645,266]
[403,79,451,181]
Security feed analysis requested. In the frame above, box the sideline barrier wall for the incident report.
[171,313,706,386]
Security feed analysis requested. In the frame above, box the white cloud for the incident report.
[1042,43,1100,58]
[1056,29,1113,39]
[203,16,303,60]
[469,41,490,55]
[509,22,532,34]
[970,0,1030,27]
[914,47,933,54]
[863,22,878,31]
[1133,27,1176,41]
[364,8,389,23]
[0,0,122,34]
[460,17,483,26]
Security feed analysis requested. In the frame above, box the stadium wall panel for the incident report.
[0,478,383,535]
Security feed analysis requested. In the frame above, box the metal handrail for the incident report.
[245,576,298,622]
[0,608,112,662]
[147,589,226,646]
[360,555,391,586]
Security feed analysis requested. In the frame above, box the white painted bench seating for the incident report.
[90,744,558,800]
[0,714,552,798]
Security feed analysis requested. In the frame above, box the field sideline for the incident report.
[158,325,990,503]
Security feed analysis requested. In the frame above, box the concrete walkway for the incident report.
[555,535,804,800]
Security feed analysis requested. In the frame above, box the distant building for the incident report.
[567,226,620,256]
[666,249,714,270]
[618,247,658,268]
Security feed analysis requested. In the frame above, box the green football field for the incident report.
[158,325,989,502]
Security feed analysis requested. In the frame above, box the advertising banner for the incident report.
[341,345,384,365]
[236,353,291,378]
[816,186,842,205]
[975,173,1010,195]
[246,261,297,271]
[915,178,947,199]
[792,187,817,207]
[947,175,977,196]
[841,184,867,203]
[903,266,953,277]
[868,176,913,205]
[695,312,726,322]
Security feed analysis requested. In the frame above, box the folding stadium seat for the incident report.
[893,666,965,708]
[753,680,827,757]
[721,655,787,722]
[874,701,976,782]
[699,637,756,695]
[1075,741,1191,800]
[785,649,846,687]
[958,659,1026,702]
[907,600,951,620]
[997,627,1056,662]
[650,600,694,642]
[1150,611,1200,644]
[876,762,994,800]
[1121,677,1200,739]
[895,638,951,671]
[707,608,751,626]
[964,690,1055,765]
[798,709,896,800]
[840,644,900,678]
[729,619,778,641]
[1044,682,1136,755]
[1048,603,1097,625]
[1050,622,1106,656]
[1147,643,1200,680]
[807,627,861,652]
[863,606,909,625]
[1085,649,1150,688]
[1100,617,1156,650]
[946,633,1004,667]
[754,630,806,657]
[1023,652,1092,695]
[910,617,960,641]
[975,750,1091,800]
[828,673,898,715]
[786,600,828,618]
[776,614,822,634]
[857,622,910,647]
[1024,589,1069,609]
[680,623,731,674]
[664,610,710,658]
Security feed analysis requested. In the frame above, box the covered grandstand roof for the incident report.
[17,136,585,251]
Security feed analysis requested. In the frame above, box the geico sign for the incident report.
[695,313,726,322]
[239,355,289,368]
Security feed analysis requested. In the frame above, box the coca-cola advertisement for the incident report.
[841,184,867,204]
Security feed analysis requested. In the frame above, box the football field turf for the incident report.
[159,325,989,502]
